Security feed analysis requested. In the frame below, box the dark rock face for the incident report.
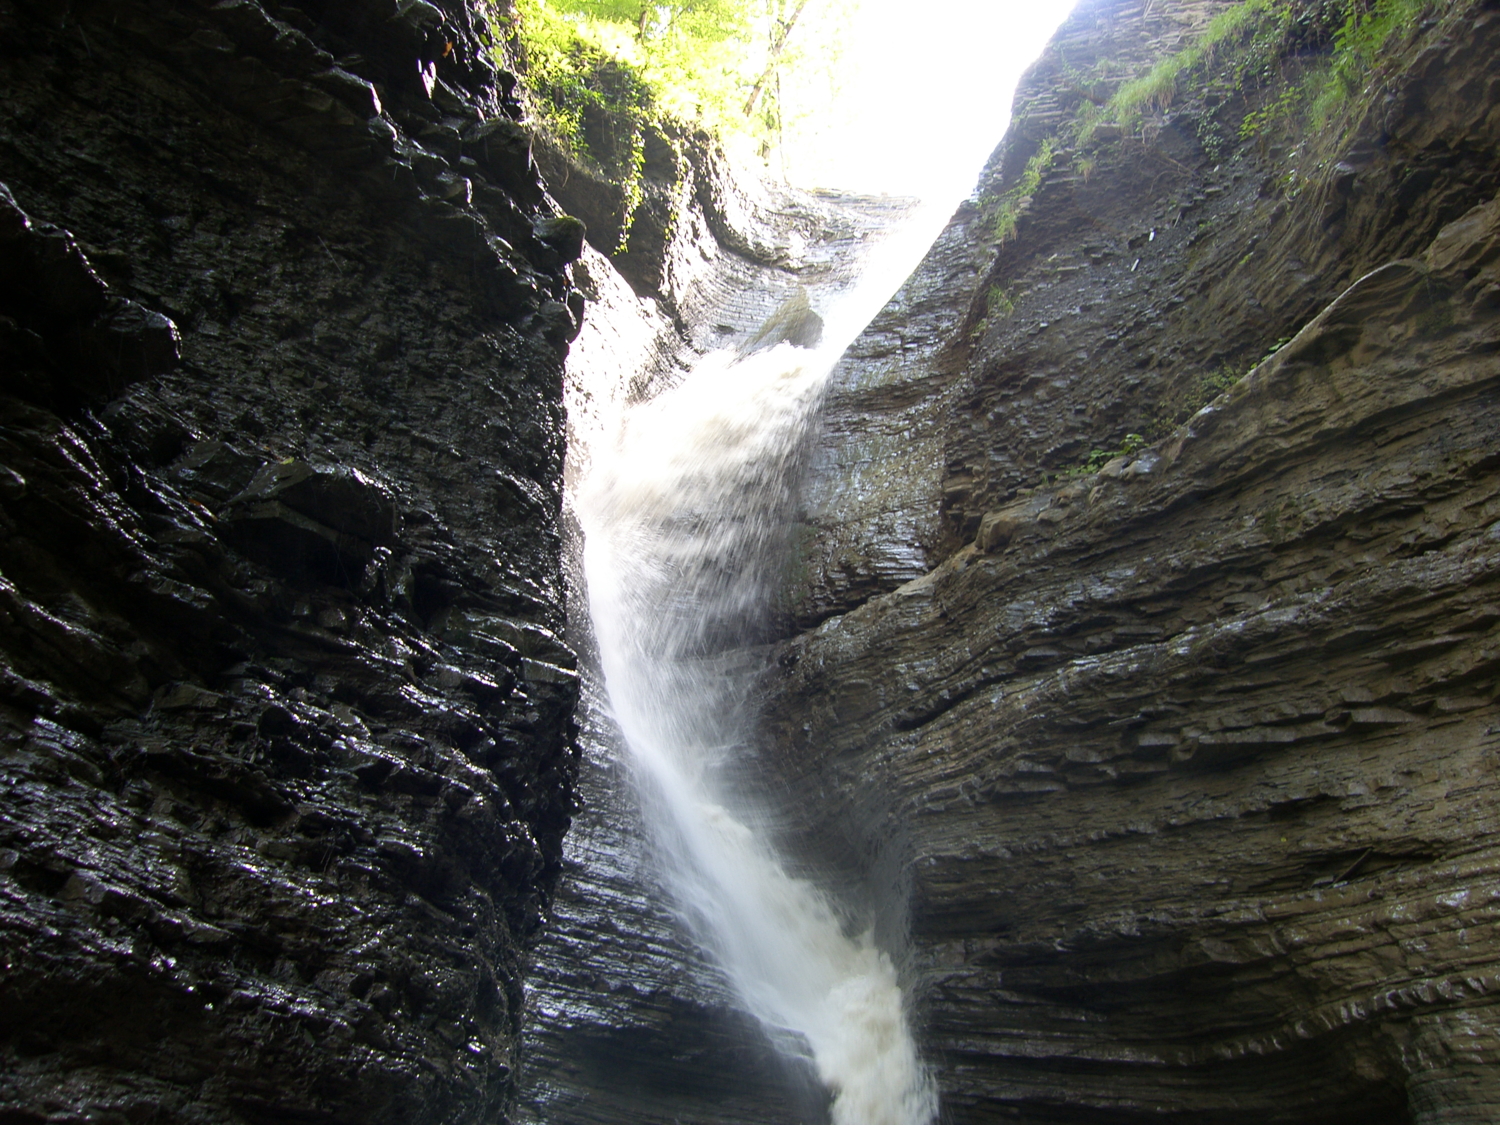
[0,1,584,1121]
[760,1,1500,1122]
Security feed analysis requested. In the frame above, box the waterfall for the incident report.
[577,212,948,1123]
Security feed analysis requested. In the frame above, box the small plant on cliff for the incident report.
[986,285,1016,319]
[1146,363,1242,439]
[1302,0,1435,129]
[1238,82,1303,139]
[980,136,1059,245]
[971,283,1016,338]
[1071,432,1148,475]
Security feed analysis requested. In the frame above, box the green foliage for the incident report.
[1144,347,1289,440]
[1330,0,1431,73]
[1071,99,1107,146]
[502,0,655,239]
[1105,0,1270,136]
[1202,361,1243,398]
[1239,82,1303,138]
[514,0,756,128]
[969,284,1017,340]
[986,285,1015,319]
[503,0,852,172]
[1260,335,1292,361]
[1048,0,1458,226]
[1095,0,1441,146]
[1303,0,1433,129]
[980,136,1059,244]
[1072,432,1147,475]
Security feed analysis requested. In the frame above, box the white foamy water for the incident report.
[579,328,936,1123]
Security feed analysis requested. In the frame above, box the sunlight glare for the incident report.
[780,0,1079,202]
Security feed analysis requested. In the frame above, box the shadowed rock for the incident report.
[741,286,825,354]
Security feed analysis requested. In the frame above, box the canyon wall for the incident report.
[762,0,1500,1121]
[0,2,585,1121]
[0,0,914,1120]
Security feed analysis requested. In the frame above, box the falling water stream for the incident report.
[576,205,950,1125]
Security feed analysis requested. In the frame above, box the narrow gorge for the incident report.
[2,1,1499,1124]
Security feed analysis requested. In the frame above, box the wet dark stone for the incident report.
[0,0,584,1122]
[533,215,587,264]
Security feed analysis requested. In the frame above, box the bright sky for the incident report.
[775,0,1080,202]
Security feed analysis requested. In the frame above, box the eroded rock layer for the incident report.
[0,2,585,1121]
[762,1,1500,1122]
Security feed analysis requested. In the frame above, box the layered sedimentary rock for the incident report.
[0,2,585,1121]
[762,1,1500,1121]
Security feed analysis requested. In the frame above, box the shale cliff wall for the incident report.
[0,2,586,1121]
[763,0,1500,1122]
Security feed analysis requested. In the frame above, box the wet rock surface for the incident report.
[516,678,834,1125]
[762,1,1500,1122]
[0,1,583,1121]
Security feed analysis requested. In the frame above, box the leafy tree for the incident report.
[506,0,853,167]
